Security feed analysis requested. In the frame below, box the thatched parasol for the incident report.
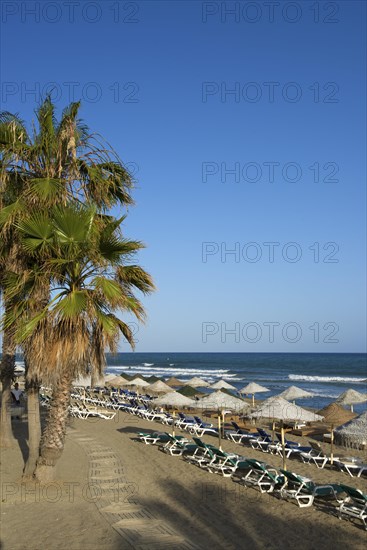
[119,372,135,381]
[278,385,315,403]
[178,386,205,398]
[240,382,270,406]
[147,380,172,394]
[74,374,104,387]
[211,379,236,391]
[124,377,150,388]
[185,377,211,388]
[154,391,194,407]
[107,375,129,387]
[198,390,250,413]
[334,411,367,449]
[104,374,118,382]
[165,376,183,387]
[197,391,249,450]
[250,396,323,422]
[317,403,357,427]
[335,389,367,412]
[146,375,161,383]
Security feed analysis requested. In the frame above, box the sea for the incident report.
[105,352,367,414]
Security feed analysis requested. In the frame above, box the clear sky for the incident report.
[1,0,366,352]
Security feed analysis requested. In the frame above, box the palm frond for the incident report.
[115,265,155,294]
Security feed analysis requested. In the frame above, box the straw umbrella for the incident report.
[334,411,367,449]
[125,377,150,387]
[278,385,315,404]
[250,396,324,423]
[104,373,118,382]
[154,391,194,408]
[109,377,129,397]
[185,377,210,388]
[107,375,129,386]
[124,378,150,396]
[335,389,367,412]
[198,390,249,413]
[119,372,134,380]
[154,392,195,436]
[73,374,104,387]
[211,379,236,391]
[146,375,161,383]
[250,396,323,469]
[240,382,270,406]
[178,386,205,399]
[317,403,356,427]
[147,380,172,395]
[198,391,250,450]
[165,377,183,388]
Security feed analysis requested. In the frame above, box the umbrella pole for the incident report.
[272,419,275,443]
[172,409,176,437]
[218,413,222,450]
[280,420,286,470]
[351,404,353,413]
[330,423,334,465]
[252,394,255,407]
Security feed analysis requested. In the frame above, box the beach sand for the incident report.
[1,411,367,550]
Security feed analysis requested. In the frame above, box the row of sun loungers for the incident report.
[51,384,366,530]
[45,386,367,482]
[227,423,367,478]
[135,431,367,530]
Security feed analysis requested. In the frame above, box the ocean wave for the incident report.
[142,363,154,366]
[106,364,239,380]
[289,374,367,383]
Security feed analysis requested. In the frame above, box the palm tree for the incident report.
[4,203,154,482]
[0,97,134,455]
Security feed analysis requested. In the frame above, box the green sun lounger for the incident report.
[338,484,367,530]
[280,470,344,508]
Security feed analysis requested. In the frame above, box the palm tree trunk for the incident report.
[23,377,41,479]
[0,322,16,448]
[33,370,74,483]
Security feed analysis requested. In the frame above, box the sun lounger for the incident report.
[138,431,171,445]
[203,448,241,477]
[225,422,254,443]
[70,401,116,420]
[176,413,197,430]
[183,438,217,467]
[160,434,193,456]
[334,458,367,478]
[279,470,344,508]
[233,458,284,493]
[250,429,274,452]
[188,418,218,437]
[338,484,367,530]
[299,441,330,469]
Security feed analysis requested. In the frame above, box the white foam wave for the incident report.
[289,374,366,383]
[106,364,238,380]
[143,363,154,366]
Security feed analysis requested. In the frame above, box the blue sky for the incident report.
[1,1,366,352]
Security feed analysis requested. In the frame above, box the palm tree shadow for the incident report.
[132,476,367,549]
[11,414,29,463]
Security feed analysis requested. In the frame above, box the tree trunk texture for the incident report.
[23,377,41,479]
[23,283,49,478]
[33,370,74,483]
[0,322,16,448]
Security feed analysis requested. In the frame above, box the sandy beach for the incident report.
[1,408,366,550]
